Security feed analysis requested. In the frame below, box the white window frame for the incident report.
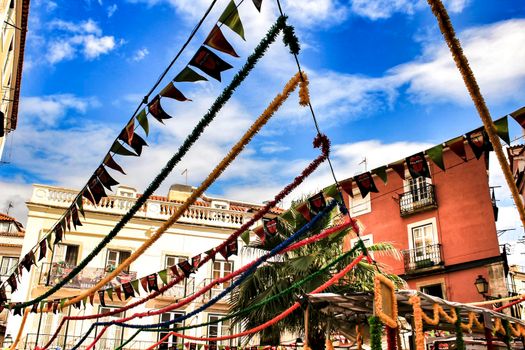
[207,313,231,346]
[158,311,185,348]
[349,190,371,217]
[105,249,131,273]
[0,256,18,276]
[407,218,439,251]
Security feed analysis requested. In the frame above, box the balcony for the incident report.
[157,277,195,300]
[399,184,437,217]
[402,244,444,273]
[29,185,253,229]
[37,262,136,289]
[197,278,231,303]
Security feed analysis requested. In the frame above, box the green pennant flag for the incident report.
[426,144,445,171]
[40,300,46,311]
[197,345,202,350]
[131,279,140,294]
[241,230,250,245]
[76,195,85,218]
[219,346,224,350]
[136,108,149,136]
[494,116,510,145]
[510,106,525,128]
[46,234,53,252]
[372,166,388,185]
[158,270,168,285]
[219,0,245,40]
[82,297,87,309]
[107,288,114,301]
[280,209,294,223]
[322,183,339,199]
[110,140,137,156]
[174,67,208,83]
[60,298,66,310]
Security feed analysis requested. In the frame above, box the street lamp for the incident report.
[474,275,489,296]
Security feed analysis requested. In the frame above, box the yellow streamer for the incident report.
[63,72,308,308]
[9,308,29,350]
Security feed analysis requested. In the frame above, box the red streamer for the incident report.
[41,134,331,350]
[147,254,365,349]
[386,326,397,350]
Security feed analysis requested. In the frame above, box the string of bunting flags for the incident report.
[336,114,514,199]
[0,0,263,300]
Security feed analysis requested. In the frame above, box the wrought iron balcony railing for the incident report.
[402,244,443,273]
[399,184,437,217]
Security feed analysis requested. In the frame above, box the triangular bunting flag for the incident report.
[322,183,339,199]
[87,176,107,205]
[107,288,114,301]
[308,192,326,215]
[205,249,216,262]
[493,116,510,145]
[60,217,67,234]
[115,285,123,300]
[192,255,201,269]
[178,260,193,277]
[124,119,135,145]
[339,178,354,198]
[158,270,168,285]
[160,82,191,101]
[76,195,85,218]
[174,66,208,82]
[0,287,7,305]
[354,172,379,198]
[13,304,22,316]
[148,95,173,124]
[46,234,53,252]
[219,0,245,40]
[21,251,35,272]
[240,230,250,245]
[136,108,149,136]
[372,166,388,185]
[38,239,47,261]
[447,136,467,161]
[95,166,119,191]
[89,293,95,306]
[118,130,148,156]
[262,217,278,237]
[253,226,265,242]
[83,187,97,206]
[510,106,525,128]
[110,140,137,156]
[169,265,181,279]
[140,277,149,293]
[31,302,38,313]
[131,279,140,294]
[227,240,238,257]
[46,300,53,312]
[71,205,82,229]
[98,290,106,307]
[466,129,493,160]
[82,297,87,309]
[389,161,406,180]
[65,210,71,232]
[406,152,430,179]
[103,154,126,175]
[189,46,233,82]
[204,25,239,58]
[426,144,445,171]
[218,244,228,260]
[122,282,135,299]
[53,300,59,314]
[54,224,63,245]
[295,201,311,221]
[7,274,17,292]
[147,274,159,292]
[252,0,262,11]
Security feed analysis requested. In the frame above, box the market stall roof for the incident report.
[308,290,525,327]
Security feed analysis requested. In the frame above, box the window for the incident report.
[349,192,371,217]
[420,283,444,299]
[0,222,13,232]
[0,256,18,276]
[164,255,186,269]
[407,218,441,267]
[406,177,432,203]
[98,306,125,348]
[211,200,229,210]
[158,311,185,349]
[207,314,231,346]
[212,260,233,289]
[411,223,436,255]
[54,244,79,266]
[106,249,131,273]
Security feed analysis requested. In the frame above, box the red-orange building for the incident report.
[343,145,507,304]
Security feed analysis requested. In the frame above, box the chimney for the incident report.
[167,184,193,201]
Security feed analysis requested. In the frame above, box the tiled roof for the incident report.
[0,213,16,222]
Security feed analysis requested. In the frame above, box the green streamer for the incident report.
[368,316,383,350]
[12,15,289,311]
[115,329,141,350]
[454,308,465,350]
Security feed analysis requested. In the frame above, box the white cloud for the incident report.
[20,94,100,126]
[45,19,119,63]
[130,48,149,62]
[349,0,468,20]
[0,180,33,226]
[260,141,291,154]
[107,4,118,17]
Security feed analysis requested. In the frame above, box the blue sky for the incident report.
[1,0,525,259]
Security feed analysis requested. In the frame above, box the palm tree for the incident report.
[229,195,402,350]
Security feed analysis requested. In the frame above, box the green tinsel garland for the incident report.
[454,308,465,350]
[369,316,383,350]
[282,24,300,55]
[502,319,512,350]
[12,15,289,311]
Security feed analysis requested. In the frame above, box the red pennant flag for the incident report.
[178,260,193,277]
[263,217,278,236]
[218,244,229,260]
[54,224,63,244]
[339,178,354,198]
[148,95,173,124]
[308,192,326,215]
[83,187,97,206]
[192,254,201,269]
[118,130,148,156]
[7,274,17,293]
[169,265,181,279]
[448,136,467,161]
[189,46,233,82]
[0,287,6,305]
[115,285,123,301]
[39,239,47,261]
[205,249,216,262]
[389,161,406,180]
[65,210,71,232]
[89,293,95,306]
[466,128,493,160]
[253,226,265,242]
[147,274,159,292]
[406,152,431,179]
[296,201,311,221]
[354,172,379,198]
[124,119,135,145]
[160,82,191,101]
[122,282,135,299]
[140,277,149,293]
[87,176,107,205]
[252,0,262,11]
[227,240,238,257]
[71,204,82,229]
[103,154,126,175]
[204,25,239,58]
[98,290,106,307]
[95,165,119,191]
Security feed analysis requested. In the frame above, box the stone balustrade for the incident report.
[30,185,253,229]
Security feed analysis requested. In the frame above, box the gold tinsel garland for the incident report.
[374,273,398,329]
[419,303,457,325]
[460,312,484,332]
[409,295,425,350]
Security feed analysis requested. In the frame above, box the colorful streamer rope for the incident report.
[75,200,337,350]
[13,15,289,312]
[147,254,365,348]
